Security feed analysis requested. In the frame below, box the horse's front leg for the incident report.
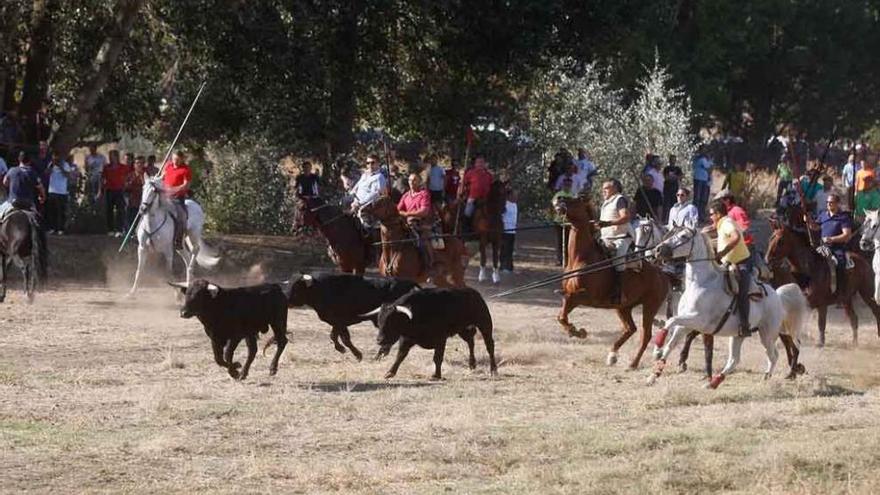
[478,238,487,282]
[491,238,501,284]
[608,307,636,366]
[710,336,745,389]
[647,325,688,385]
[129,245,147,295]
[557,294,586,338]
[0,255,7,303]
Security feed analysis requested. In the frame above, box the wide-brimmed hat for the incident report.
[714,189,734,200]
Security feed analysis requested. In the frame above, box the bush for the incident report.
[200,139,295,235]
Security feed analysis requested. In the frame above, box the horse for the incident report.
[859,209,880,303]
[0,210,47,303]
[767,222,880,346]
[650,227,809,388]
[130,178,219,293]
[466,180,505,284]
[296,196,372,274]
[554,196,669,369]
[634,217,714,379]
[362,196,467,287]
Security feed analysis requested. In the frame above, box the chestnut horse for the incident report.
[462,180,505,284]
[555,196,669,369]
[766,223,880,346]
[363,196,467,287]
[296,196,372,274]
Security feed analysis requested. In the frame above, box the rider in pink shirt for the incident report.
[398,172,435,272]
[716,189,753,246]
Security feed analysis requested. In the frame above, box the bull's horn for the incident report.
[302,273,313,287]
[167,282,188,289]
[359,307,382,318]
[207,283,220,297]
[395,305,413,319]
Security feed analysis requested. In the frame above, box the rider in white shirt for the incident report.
[666,187,699,230]
[349,154,388,222]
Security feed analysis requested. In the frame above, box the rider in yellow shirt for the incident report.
[707,200,752,337]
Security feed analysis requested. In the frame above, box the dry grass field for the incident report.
[3,228,880,494]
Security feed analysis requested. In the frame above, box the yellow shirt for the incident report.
[728,171,747,198]
[716,216,750,265]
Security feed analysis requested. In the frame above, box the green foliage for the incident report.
[200,139,294,235]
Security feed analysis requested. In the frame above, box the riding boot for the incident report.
[737,264,752,337]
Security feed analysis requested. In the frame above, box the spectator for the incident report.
[723,162,747,200]
[146,154,158,176]
[85,144,107,204]
[855,158,875,194]
[634,173,662,219]
[45,150,74,234]
[842,153,857,209]
[776,155,793,206]
[0,151,8,202]
[692,148,712,222]
[500,190,518,274]
[547,149,570,192]
[643,154,664,196]
[99,150,129,237]
[553,162,584,195]
[814,176,834,216]
[667,187,699,229]
[123,152,135,168]
[552,177,575,266]
[124,156,147,232]
[33,140,50,189]
[574,148,598,193]
[294,161,320,198]
[854,176,880,222]
[444,159,461,204]
[715,189,753,247]
[662,154,682,222]
[426,154,445,205]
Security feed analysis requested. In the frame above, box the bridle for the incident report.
[139,181,170,239]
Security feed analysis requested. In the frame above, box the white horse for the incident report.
[129,177,219,293]
[859,209,880,302]
[649,226,808,388]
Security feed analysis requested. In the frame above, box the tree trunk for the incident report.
[19,0,59,144]
[52,0,142,157]
[326,0,361,157]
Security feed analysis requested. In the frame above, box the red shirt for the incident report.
[102,163,130,191]
[163,162,192,198]
[397,189,431,216]
[462,167,493,200]
[727,204,753,245]
[444,170,460,198]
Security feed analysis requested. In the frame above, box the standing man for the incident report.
[776,154,793,206]
[594,179,633,302]
[444,159,461,204]
[854,176,880,222]
[294,161,320,198]
[692,148,713,223]
[574,148,598,193]
[458,153,493,230]
[554,162,584,195]
[0,151,8,203]
[842,153,857,209]
[634,173,662,219]
[349,153,388,223]
[124,157,147,232]
[667,187,699,230]
[501,189,518,273]
[45,150,73,234]
[85,144,107,204]
[643,154,664,197]
[662,154,682,222]
[99,150,129,237]
[706,201,753,337]
[426,154,446,206]
[162,151,192,248]
[146,154,159,176]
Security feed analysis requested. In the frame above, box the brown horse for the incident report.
[363,196,467,287]
[463,181,505,284]
[296,196,372,274]
[555,196,669,369]
[766,223,880,346]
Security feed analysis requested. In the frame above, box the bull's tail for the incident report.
[29,214,48,285]
[777,283,808,345]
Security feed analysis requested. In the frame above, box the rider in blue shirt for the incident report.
[807,192,852,300]
[3,152,46,210]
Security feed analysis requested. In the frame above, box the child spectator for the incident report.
[500,190,518,274]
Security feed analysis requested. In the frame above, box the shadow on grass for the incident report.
[302,381,441,393]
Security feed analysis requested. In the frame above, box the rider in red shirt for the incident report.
[162,151,192,248]
[458,153,493,228]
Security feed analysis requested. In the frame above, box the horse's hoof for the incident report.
[568,327,587,339]
[492,270,501,284]
[384,371,396,379]
[708,374,725,389]
[678,362,688,373]
[646,374,658,386]
[429,375,444,381]
[228,368,240,379]
[606,352,618,366]
[652,348,663,360]
[652,359,667,375]
[796,363,806,375]
[785,371,797,380]
[763,372,772,381]
[478,267,487,282]
[353,352,363,362]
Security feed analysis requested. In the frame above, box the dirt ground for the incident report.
[3,225,880,494]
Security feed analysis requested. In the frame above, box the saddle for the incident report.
[815,246,855,293]
[722,266,768,301]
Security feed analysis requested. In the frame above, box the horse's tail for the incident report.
[29,214,48,284]
[195,238,221,268]
[776,283,808,345]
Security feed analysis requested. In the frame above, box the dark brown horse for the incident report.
[555,196,669,369]
[363,196,467,287]
[0,210,47,303]
[296,196,371,274]
[766,223,880,346]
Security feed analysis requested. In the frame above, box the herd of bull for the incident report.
[171,273,498,381]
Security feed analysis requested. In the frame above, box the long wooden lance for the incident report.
[118,81,208,253]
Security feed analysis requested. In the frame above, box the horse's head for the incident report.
[361,195,397,221]
[140,177,164,214]
[553,195,594,225]
[766,223,795,265]
[654,226,697,263]
[634,217,664,251]
[860,209,880,251]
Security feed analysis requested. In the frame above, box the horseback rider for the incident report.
[349,154,388,228]
[458,153,493,232]
[1,151,47,217]
[706,200,753,338]
[593,179,633,303]
[805,192,852,302]
[161,151,192,249]
[397,172,435,274]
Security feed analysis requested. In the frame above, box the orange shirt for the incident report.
[163,163,192,198]
[856,168,875,192]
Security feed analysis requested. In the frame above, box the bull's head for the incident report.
[169,279,220,318]
[360,304,413,359]
[286,273,315,307]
